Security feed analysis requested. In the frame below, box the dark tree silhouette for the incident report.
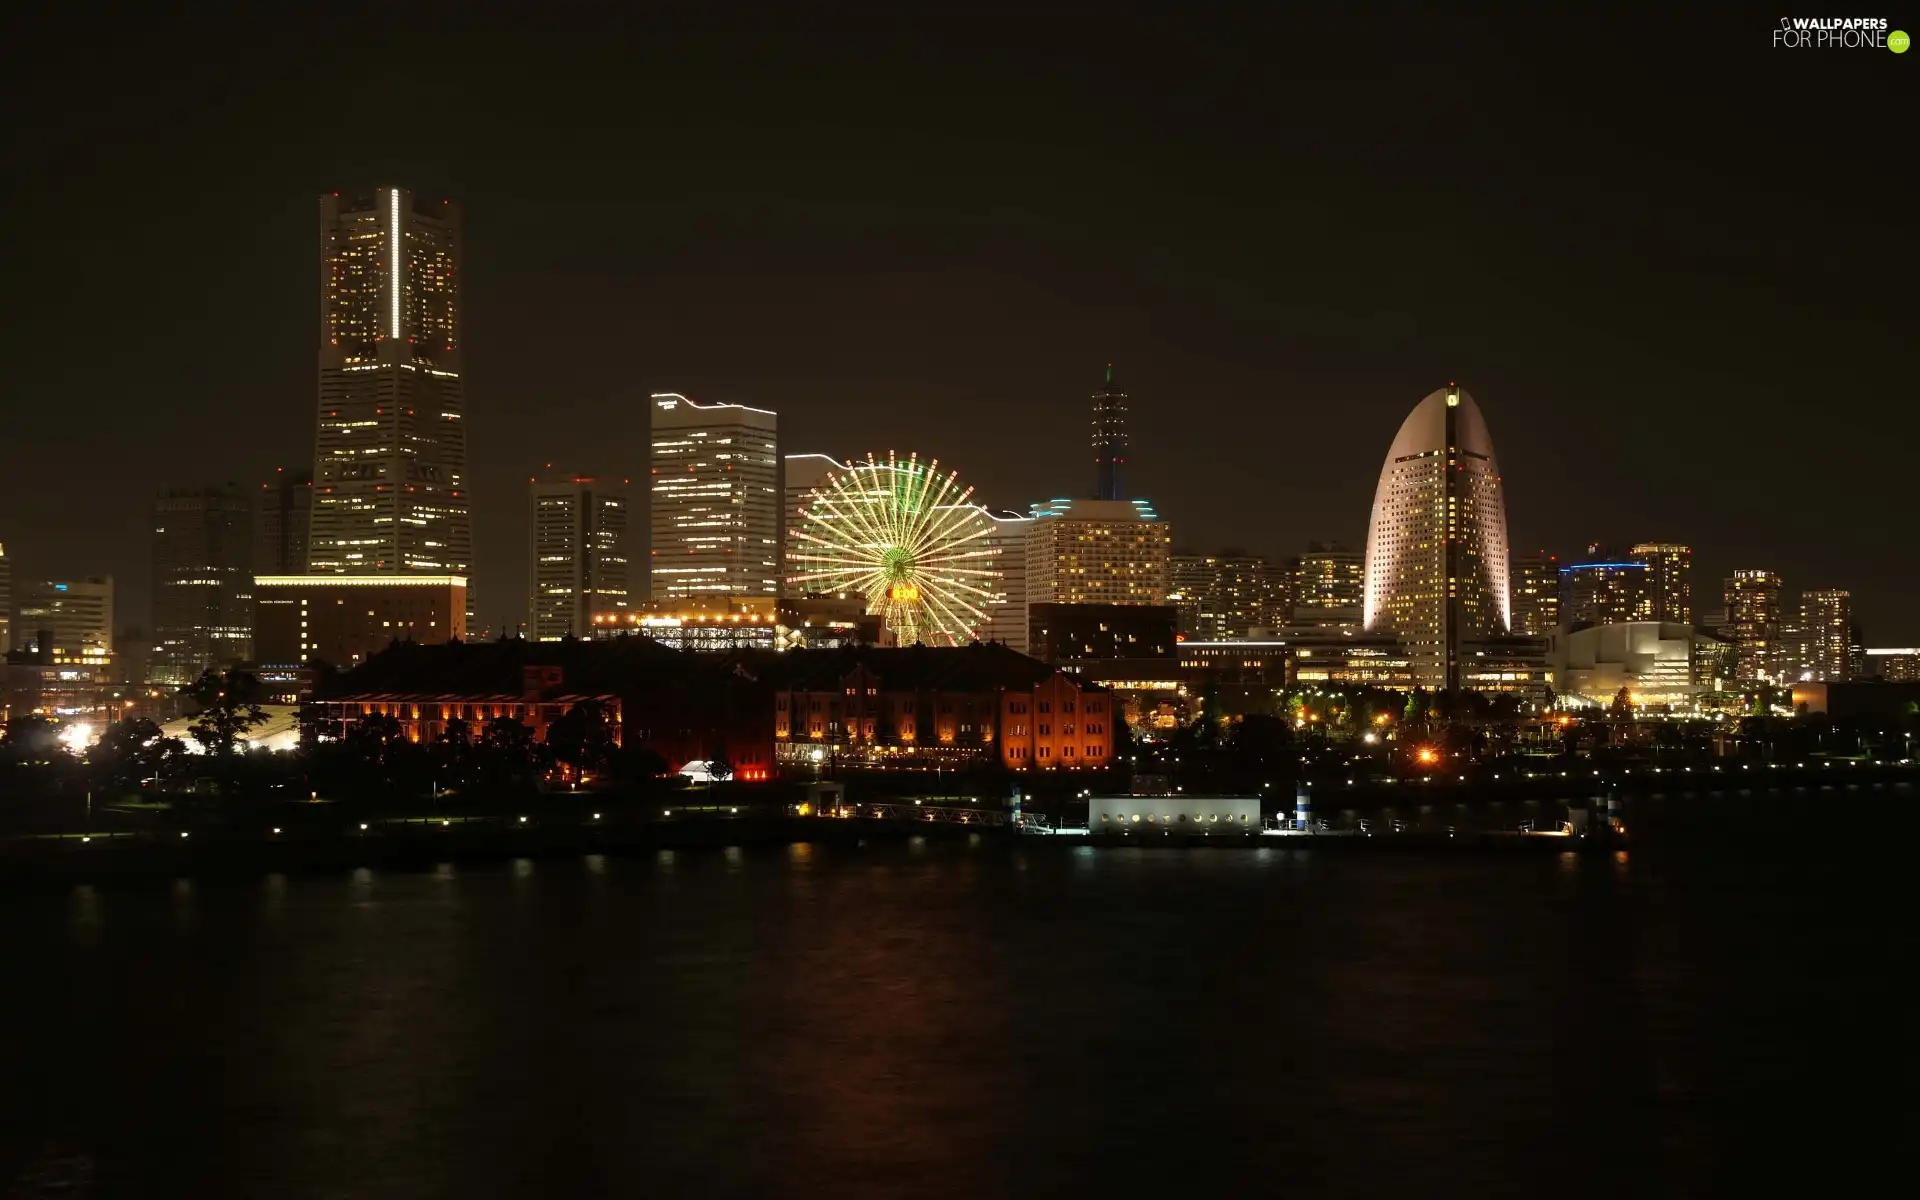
[543,700,618,781]
[1,715,64,763]
[89,717,187,792]
[183,668,269,758]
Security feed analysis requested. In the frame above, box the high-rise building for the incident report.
[1722,569,1783,683]
[1169,551,1279,640]
[976,510,1035,653]
[1291,541,1363,628]
[1631,542,1693,623]
[1562,545,1653,629]
[1864,648,1920,682]
[255,467,313,576]
[528,472,632,641]
[308,187,470,584]
[13,577,113,667]
[1797,588,1851,682]
[782,453,850,596]
[1363,384,1511,689]
[1509,550,1561,636]
[151,485,254,686]
[0,540,10,653]
[254,575,466,672]
[650,392,779,602]
[1026,498,1171,608]
[1091,363,1128,502]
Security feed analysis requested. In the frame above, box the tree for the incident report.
[344,712,407,775]
[477,716,537,788]
[1,715,65,764]
[543,700,618,782]
[89,717,187,792]
[183,668,269,759]
[433,718,476,790]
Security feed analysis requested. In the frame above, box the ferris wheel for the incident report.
[787,451,999,646]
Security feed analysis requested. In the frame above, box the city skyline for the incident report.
[0,23,1910,642]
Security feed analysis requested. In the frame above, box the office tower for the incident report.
[1562,544,1653,628]
[1169,551,1277,640]
[650,393,779,601]
[0,540,10,652]
[308,187,470,583]
[528,472,632,641]
[1508,550,1561,636]
[1722,569,1782,683]
[13,577,114,666]
[1631,542,1693,623]
[782,453,850,596]
[150,485,254,685]
[1026,498,1171,607]
[1797,589,1851,682]
[1168,554,1211,637]
[1864,648,1920,682]
[115,627,153,689]
[1292,541,1363,628]
[254,576,466,671]
[977,510,1035,653]
[255,467,313,576]
[1362,384,1511,689]
[1091,363,1128,501]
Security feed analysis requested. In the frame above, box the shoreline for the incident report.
[6,775,1912,890]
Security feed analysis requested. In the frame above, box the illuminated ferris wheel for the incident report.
[787,452,998,646]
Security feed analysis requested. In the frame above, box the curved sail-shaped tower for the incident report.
[1363,384,1511,689]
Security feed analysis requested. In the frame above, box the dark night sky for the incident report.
[2,14,1913,640]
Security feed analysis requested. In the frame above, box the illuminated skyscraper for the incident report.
[13,578,113,667]
[1170,551,1282,640]
[1508,550,1561,636]
[1797,588,1851,682]
[0,540,10,652]
[1091,364,1128,501]
[1291,541,1363,628]
[650,393,779,601]
[1722,569,1783,683]
[308,188,469,583]
[255,468,312,576]
[151,485,254,685]
[1027,498,1170,607]
[977,510,1035,653]
[1562,546,1652,629]
[1631,542,1693,623]
[1363,384,1511,689]
[782,453,850,596]
[528,472,632,641]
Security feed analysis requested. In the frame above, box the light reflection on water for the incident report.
[0,820,1905,1197]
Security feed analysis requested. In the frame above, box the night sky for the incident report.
[2,14,1913,641]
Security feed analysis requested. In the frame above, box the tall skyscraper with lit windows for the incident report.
[650,392,779,601]
[1797,588,1851,682]
[1363,384,1512,689]
[1722,569,1783,683]
[307,188,470,585]
[1026,498,1170,607]
[151,485,254,685]
[1631,542,1693,623]
[1509,550,1561,636]
[528,472,632,640]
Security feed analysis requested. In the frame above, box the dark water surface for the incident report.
[2,821,1909,1197]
